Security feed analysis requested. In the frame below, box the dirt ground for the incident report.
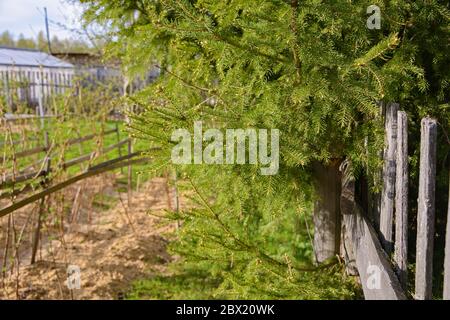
[0,176,179,300]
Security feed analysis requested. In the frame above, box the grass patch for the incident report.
[127,269,222,300]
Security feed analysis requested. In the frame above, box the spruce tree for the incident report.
[79,0,449,298]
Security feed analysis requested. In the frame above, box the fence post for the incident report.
[312,160,342,263]
[380,102,399,254]
[37,70,45,128]
[394,111,408,289]
[6,71,11,111]
[3,72,12,113]
[444,169,450,300]
[415,117,437,300]
[31,132,50,264]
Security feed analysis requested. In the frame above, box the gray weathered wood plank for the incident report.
[380,102,399,254]
[415,117,437,300]
[340,160,358,275]
[340,161,406,299]
[394,111,408,290]
[345,208,407,300]
[444,169,450,300]
[341,164,406,300]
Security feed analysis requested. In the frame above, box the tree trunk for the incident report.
[313,160,342,263]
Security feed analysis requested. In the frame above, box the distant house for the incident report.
[53,52,122,84]
[0,46,161,114]
[0,46,75,111]
[53,52,160,94]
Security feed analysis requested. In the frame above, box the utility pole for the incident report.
[44,7,52,53]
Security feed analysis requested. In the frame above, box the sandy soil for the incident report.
[0,177,179,300]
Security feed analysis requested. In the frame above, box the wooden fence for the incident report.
[2,108,448,299]
[0,68,74,111]
[340,103,449,300]
[0,67,156,113]
[0,115,143,264]
[1,121,129,190]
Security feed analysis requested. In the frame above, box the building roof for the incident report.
[53,52,121,69]
[0,46,74,69]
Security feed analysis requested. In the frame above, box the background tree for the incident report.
[0,29,93,53]
[0,31,15,47]
[37,31,48,50]
[16,33,37,49]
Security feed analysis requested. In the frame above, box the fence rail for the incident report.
[1,114,56,123]
[0,152,149,218]
[341,105,450,300]
[340,166,406,299]
[60,138,130,169]
[1,126,122,187]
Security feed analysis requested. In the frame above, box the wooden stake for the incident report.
[30,133,50,264]
[380,102,399,254]
[444,169,450,300]
[415,117,437,300]
[30,197,45,264]
[394,111,408,289]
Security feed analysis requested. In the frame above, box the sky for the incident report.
[0,0,84,40]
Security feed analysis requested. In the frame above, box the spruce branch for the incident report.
[187,177,336,273]
[290,0,302,82]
